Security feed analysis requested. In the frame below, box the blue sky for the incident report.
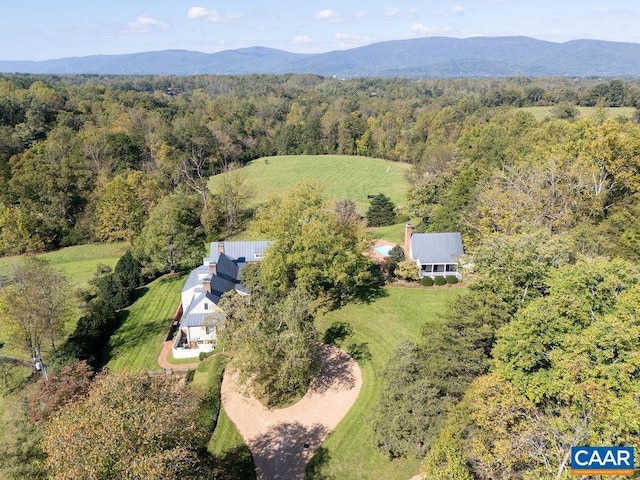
[2,1,639,61]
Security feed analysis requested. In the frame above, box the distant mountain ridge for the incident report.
[2,36,640,77]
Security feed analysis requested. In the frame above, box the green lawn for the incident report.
[519,106,635,122]
[102,274,185,372]
[0,242,128,290]
[210,155,410,214]
[306,285,464,480]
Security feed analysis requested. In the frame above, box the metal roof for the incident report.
[209,241,271,263]
[411,232,464,264]
[181,265,210,293]
[181,312,224,328]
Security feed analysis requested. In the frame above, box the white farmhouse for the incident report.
[173,241,270,358]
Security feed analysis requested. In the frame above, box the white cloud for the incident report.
[293,35,312,44]
[596,7,610,15]
[385,8,401,17]
[316,9,341,22]
[187,6,240,23]
[188,7,209,19]
[355,10,367,19]
[128,16,168,33]
[453,5,465,14]
[410,23,452,35]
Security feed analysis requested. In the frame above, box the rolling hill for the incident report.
[3,36,640,77]
[209,155,410,214]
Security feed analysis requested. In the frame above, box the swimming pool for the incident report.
[373,244,395,256]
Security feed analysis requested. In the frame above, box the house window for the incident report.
[446,264,458,272]
[421,265,433,272]
[434,264,445,272]
[205,326,214,335]
[204,303,208,310]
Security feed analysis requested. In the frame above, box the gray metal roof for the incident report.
[411,232,464,264]
[209,241,271,263]
[181,265,210,293]
[181,312,224,328]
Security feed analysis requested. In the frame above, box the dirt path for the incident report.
[156,340,201,370]
[221,344,363,480]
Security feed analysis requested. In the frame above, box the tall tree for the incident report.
[94,170,160,242]
[134,191,205,274]
[251,182,381,305]
[0,257,72,354]
[218,289,321,404]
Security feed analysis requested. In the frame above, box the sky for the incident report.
[2,1,640,61]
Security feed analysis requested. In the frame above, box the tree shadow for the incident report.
[346,342,372,364]
[249,422,329,480]
[129,285,149,302]
[305,446,334,480]
[322,321,353,346]
[210,445,257,480]
[309,345,355,394]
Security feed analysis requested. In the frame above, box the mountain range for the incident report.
[2,36,640,77]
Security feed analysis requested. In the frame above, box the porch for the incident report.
[419,262,462,279]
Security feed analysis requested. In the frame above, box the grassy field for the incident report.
[210,155,410,214]
[0,242,128,290]
[520,106,635,122]
[102,274,185,371]
[306,285,464,480]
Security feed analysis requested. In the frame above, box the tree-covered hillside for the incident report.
[1,73,639,479]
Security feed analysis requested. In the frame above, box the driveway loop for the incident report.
[221,344,363,480]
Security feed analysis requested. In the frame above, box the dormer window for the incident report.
[204,303,209,310]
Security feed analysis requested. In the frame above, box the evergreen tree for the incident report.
[366,193,397,227]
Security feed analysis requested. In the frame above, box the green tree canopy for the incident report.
[0,256,73,355]
[134,191,205,274]
[218,289,321,405]
[250,182,381,305]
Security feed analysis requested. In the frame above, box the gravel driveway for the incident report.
[221,344,363,480]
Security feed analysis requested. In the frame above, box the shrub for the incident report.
[198,349,216,361]
[420,276,434,286]
[446,275,459,284]
[395,259,419,282]
[434,276,447,286]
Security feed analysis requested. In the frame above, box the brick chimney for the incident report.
[202,277,212,294]
[404,223,413,259]
[208,262,217,275]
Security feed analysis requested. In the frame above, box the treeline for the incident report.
[369,88,640,476]
[1,73,640,260]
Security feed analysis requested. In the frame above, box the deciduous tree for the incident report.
[0,257,72,355]
[42,370,213,480]
[218,289,321,405]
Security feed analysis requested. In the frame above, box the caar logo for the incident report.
[571,446,635,476]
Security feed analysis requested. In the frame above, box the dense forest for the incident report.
[1,72,639,479]
[1,73,640,258]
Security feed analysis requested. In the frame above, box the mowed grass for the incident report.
[519,106,635,122]
[0,242,128,290]
[307,285,464,480]
[103,274,185,372]
[210,155,410,214]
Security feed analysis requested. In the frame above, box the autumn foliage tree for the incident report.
[42,370,213,480]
